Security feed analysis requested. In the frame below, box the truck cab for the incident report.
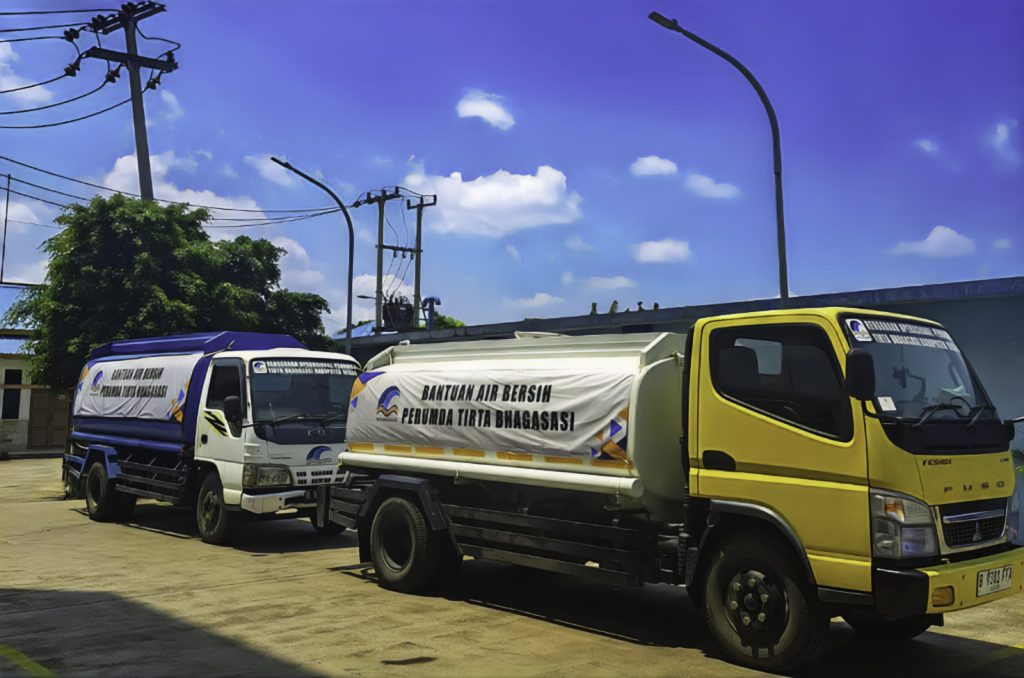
[64,332,360,543]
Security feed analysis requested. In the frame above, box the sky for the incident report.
[0,0,1021,333]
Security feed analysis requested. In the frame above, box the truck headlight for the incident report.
[242,464,292,488]
[870,491,938,558]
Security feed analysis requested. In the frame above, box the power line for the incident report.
[5,187,69,209]
[0,22,90,33]
[0,76,112,115]
[135,22,179,53]
[5,218,62,230]
[204,210,341,230]
[0,155,335,213]
[0,34,79,45]
[0,9,114,16]
[0,96,130,129]
[9,175,90,202]
[0,72,68,95]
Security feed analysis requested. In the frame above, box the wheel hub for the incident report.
[725,569,786,645]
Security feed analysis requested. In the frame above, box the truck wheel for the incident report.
[370,496,441,592]
[704,530,828,673]
[115,493,137,522]
[84,461,118,522]
[196,473,233,545]
[843,613,934,642]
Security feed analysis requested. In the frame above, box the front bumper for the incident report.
[240,488,318,513]
[876,546,1024,618]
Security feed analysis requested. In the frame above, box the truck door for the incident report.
[197,359,247,495]
[695,316,871,592]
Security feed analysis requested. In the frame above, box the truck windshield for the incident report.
[841,316,997,423]
[249,358,359,424]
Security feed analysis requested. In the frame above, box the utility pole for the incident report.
[649,11,789,306]
[84,2,177,201]
[1,174,9,284]
[360,188,403,333]
[406,195,436,322]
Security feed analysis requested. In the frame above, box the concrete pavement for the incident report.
[1,457,1022,677]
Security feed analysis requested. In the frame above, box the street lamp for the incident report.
[270,157,356,354]
[649,11,790,306]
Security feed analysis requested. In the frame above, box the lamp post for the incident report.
[270,157,356,353]
[649,11,789,306]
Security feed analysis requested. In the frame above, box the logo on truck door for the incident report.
[377,386,401,419]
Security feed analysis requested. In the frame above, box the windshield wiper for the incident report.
[260,413,326,426]
[912,403,966,429]
[319,412,348,426]
[965,403,998,429]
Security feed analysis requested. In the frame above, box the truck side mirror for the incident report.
[223,395,243,424]
[845,349,876,401]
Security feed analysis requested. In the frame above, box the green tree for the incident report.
[4,195,330,388]
[433,313,464,329]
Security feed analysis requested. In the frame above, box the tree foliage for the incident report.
[4,195,330,388]
[433,313,464,329]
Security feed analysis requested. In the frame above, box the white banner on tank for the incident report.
[346,368,635,461]
[74,353,202,421]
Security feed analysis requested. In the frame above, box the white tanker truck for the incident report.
[320,309,1023,672]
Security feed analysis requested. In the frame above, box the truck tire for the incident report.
[84,461,118,522]
[704,530,828,673]
[370,496,441,592]
[843,613,934,642]
[196,473,233,545]
[115,493,137,522]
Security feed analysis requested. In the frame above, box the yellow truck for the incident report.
[322,308,1023,672]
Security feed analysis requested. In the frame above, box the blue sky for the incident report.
[0,0,1021,332]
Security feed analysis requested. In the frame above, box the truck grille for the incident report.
[939,498,1007,548]
[294,468,337,486]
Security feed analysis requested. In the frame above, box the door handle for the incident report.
[200,434,208,445]
[702,449,736,472]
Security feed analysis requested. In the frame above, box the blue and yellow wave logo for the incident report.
[377,385,401,418]
[307,445,333,464]
[88,369,105,394]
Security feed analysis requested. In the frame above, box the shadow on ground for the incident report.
[0,588,321,676]
[69,502,357,555]
[343,558,1024,677]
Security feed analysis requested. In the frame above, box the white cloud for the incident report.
[888,225,976,257]
[565,234,592,251]
[0,44,54,104]
[159,90,184,121]
[102,152,268,226]
[244,154,296,188]
[195,149,213,161]
[272,237,326,289]
[561,271,574,285]
[993,238,1011,250]
[0,199,51,235]
[505,244,521,262]
[913,139,939,155]
[505,292,563,309]
[220,163,238,178]
[5,257,48,285]
[988,120,1020,164]
[631,238,692,263]
[456,90,515,130]
[402,162,582,238]
[630,155,678,176]
[685,172,741,199]
[586,275,636,290]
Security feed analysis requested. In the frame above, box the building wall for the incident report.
[0,355,32,451]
